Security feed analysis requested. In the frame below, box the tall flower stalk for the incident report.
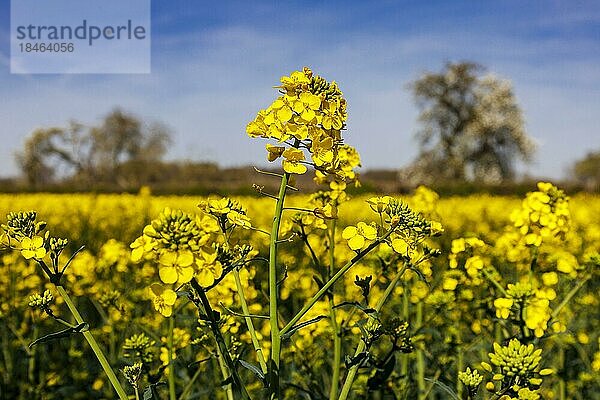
[267,172,290,398]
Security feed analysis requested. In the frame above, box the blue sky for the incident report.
[1,1,599,179]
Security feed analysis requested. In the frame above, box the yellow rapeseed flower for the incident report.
[227,210,251,229]
[195,248,223,287]
[494,297,514,319]
[391,237,411,256]
[158,250,195,284]
[149,283,177,317]
[541,271,558,286]
[266,144,285,162]
[130,235,153,262]
[366,196,391,213]
[293,92,321,122]
[21,236,46,259]
[310,136,334,166]
[342,222,377,251]
[282,148,307,174]
[442,277,459,291]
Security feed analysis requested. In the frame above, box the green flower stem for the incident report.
[28,324,38,385]
[328,217,342,400]
[268,171,290,399]
[421,369,441,399]
[518,300,530,339]
[55,286,128,400]
[216,345,235,400]
[2,327,13,383]
[190,278,250,400]
[416,302,426,400]
[551,274,590,320]
[494,322,502,344]
[559,345,566,400]
[223,225,268,376]
[233,268,268,374]
[481,268,508,297]
[456,328,463,399]
[179,366,203,400]
[329,303,342,400]
[337,264,408,400]
[168,316,177,400]
[401,290,409,377]
[549,272,589,400]
[280,221,400,338]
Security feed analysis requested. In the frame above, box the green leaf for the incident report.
[28,323,88,348]
[142,386,153,400]
[187,356,211,368]
[312,275,324,289]
[280,315,327,340]
[424,377,460,400]
[238,359,267,385]
[220,375,234,387]
[142,382,166,400]
[333,301,375,315]
[344,351,368,368]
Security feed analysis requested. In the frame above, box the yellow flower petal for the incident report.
[131,246,144,262]
[266,144,285,161]
[159,266,178,284]
[342,226,357,240]
[177,250,194,267]
[162,289,177,305]
[292,100,305,114]
[442,278,458,291]
[391,238,408,254]
[196,270,215,287]
[301,108,316,121]
[361,225,377,240]
[177,265,195,284]
[21,237,32,248]
[160,306,173,317]
[348,235,365,251]
[282,160,307,174]
[277,106,293,122]
[150,283,164,296]
[21,249,35,259]
[159,251,177,266]
[32,236,44,248]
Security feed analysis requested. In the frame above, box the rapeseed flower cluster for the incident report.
[247,67,360,182]
[28,289,53,309]
[449,237,489,284]
[131,196,261,318]
[493,282,553,337]
[458,367,483,398]
[123,333,156,363]
[510,182,570,247]
[482,339,552,398]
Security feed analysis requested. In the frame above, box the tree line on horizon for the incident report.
[10,61,600,193]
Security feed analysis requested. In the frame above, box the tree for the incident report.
[16,123,89,187]
[571,150,600,190]
[16,109,170,188]
[406,61,535,184]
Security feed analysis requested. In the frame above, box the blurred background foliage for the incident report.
[3,61,598,195]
